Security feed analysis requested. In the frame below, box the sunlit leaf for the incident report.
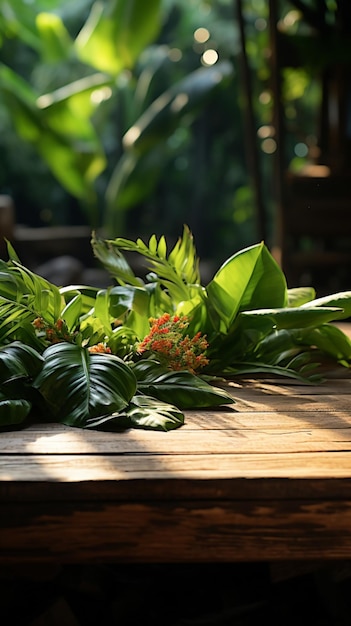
[36,12,73,62]
[301,291,351,319]
[75,0,162,75]
[206,242,287,330]
[240,306,346,329]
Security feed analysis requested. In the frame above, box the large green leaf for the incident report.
[0,342,45,426]
[124,395,185,431]
[301,292,351,319]
[0,342,43,383]
[0,64,106,201]
[0,0,78,51]
[75,0,162,75]
[86,394,184,432]
[206,242,287,331]
[34,342,137,426]
[240,306,346,330]
[133,360,234,409]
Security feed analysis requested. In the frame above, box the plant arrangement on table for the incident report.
[1,225,351,432]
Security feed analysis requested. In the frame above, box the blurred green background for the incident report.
[0,0,346,272]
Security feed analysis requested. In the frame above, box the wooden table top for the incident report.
[2,366,351,564]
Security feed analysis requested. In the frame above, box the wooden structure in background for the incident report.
[0,195,15,259]
[268,0,351,293]
[237,0,351,294]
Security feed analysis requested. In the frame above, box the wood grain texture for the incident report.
[2,372,351,562]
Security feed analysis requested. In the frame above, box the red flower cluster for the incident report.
[88,343,112,354]
[33,317,72,344]
[138,313,209,374]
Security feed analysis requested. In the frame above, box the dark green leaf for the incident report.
[0,395,32,426]
[133,360,234,409]
[0,341,43,383]
[34,342,137,427]
[86,394,184,432]
[124,61,233,153]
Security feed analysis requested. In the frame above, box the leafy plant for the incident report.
[1,225,351,433]
[0,0,234,233]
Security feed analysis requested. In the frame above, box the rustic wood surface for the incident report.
[2,358,351,564]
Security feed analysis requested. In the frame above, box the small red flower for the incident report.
[138,314,209,374]
[88,343,112,354]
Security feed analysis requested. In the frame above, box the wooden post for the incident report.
[0,195,15,259]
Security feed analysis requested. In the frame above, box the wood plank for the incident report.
[2,424,351,455]
[2,498,351,563]
[232,395,351,413]
[2,451,351,481]
[1,407,351,455]
[231,379,351,395]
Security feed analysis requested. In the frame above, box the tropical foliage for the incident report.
[1,226,351,432]
[0,0,237,248]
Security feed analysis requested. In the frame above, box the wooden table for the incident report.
[2,368,351,564]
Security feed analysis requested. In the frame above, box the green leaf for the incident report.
[36,12,73,62]
[0,64,106,202]
[125,395,184,431]
[109,285,150,318]
[240,306,346,329]
[61,293,82,332]
[60,284,99,315]
[34,342,137,426]
[75,0,162,76]
[124,61,233,154]
[206,242,287,331]
[133,360,234,409]
[0,342,45,426]
[301,291,351,319]
[0,341,43,383]
[0,395,32,426]
[0,258,63,333]
[300,324,351,365]
[103,226,201,304]
[86,394,184,432]
[288,287,316,307]
[91,232,141,286]
[222,361,320,383]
